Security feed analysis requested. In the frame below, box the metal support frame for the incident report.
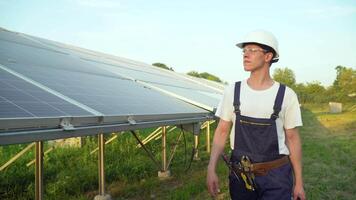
[0,142,35,171]
[98,134,105,195]
[27,147,54,167]
[206,121,211,153]
[90,133,119,155]
[193,135,199,160]
[158,126,170,178]
[94,134,112,200]
[137,127,162,147]
[1,115,212,146]
[162,126,167,171]
[166,130,184,168]
[136,126,177,148]
[35,141,43,200]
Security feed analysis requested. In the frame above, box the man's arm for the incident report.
[207,119,232,198]
[285,128,306,200]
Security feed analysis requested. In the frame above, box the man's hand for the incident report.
[207,119,231,198]
[293,181,306,200]
[207,168,220,198]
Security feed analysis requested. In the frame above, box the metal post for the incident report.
[98,134,105,195]
[162,126,167,171]
[158,126,170,178]
[35,141,43,200]
[206,121,211,153]
[194,135,200,160]
[94,134,111,200]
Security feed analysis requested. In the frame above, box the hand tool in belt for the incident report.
[221,154,256,191]
[231,155,290,176]
[221,153,240,182]
[226,155,290,191]
[240,156,256,191]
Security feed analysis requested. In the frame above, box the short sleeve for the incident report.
[284,89,303,129]
[215,84,234,122]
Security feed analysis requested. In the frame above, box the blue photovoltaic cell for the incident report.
[83,60,215,92]
[22,33,224,110]
[147,82,221,108]
[0,68,93,118]
[0,37,114,79]
[0,37,207,117]
[26,35,222,95]
[0,28,216,146]
[5,62,205,116]
[0,29,52,51]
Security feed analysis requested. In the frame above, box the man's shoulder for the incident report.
[223,82,237,93]
[226,79,247,90]
[274,82,298,96]
[275,83,299,104]
[285,85,298,98]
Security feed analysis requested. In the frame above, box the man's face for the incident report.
[242,44,271,72]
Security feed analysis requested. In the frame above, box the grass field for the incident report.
[0,103,355,199]
[301,104,356,200]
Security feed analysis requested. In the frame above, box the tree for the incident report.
[199,72,222,83]
[331,66,356,102]
[294,83,307,104]
[152,63,174,71]
[187,71,200,78]
[294,82,327,103]
[187,71,222,83]
[304,81,326,103]
[272,67,296,89]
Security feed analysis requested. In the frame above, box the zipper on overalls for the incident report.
[239,120,271,126]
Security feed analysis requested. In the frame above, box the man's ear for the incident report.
[265,52,274,63]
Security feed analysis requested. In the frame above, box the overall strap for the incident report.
[233,81,242,151]
[233,81,242,115]
[271,83,286,120]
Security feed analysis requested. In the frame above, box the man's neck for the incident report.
[248,68,274,90]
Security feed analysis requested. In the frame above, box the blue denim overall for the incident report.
[229,81,293,200]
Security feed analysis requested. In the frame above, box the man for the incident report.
[207,30,306,200]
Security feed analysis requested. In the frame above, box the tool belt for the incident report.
[229,155,290,191]
[250,155,289,176]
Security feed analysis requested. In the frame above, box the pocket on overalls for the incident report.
[237,116,279,158]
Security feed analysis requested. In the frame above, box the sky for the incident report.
[0,0,355,86]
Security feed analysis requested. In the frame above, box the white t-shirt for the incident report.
[215,79,303,155]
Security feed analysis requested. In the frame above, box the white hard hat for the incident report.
[236,30,279,62]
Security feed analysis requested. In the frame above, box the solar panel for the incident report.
[144,82,221,110]
[31,36,217,91]
[21,34,223,109]
[0,58,206,117]
[0,29,67,55]
[0,37,111,78]
[0,30,209,115]
[81,59,215,92]
[0,28,214,145]
[0,31,222,111]
[0,67,92,118]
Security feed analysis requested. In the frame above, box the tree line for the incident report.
[273,66,355,103]
[152,62,223,83]
[152,62,355,104]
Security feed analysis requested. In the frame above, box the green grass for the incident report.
[301,104,356,200]
[0,103,355,199]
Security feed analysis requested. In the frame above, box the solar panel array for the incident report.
[0,28,224,145]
